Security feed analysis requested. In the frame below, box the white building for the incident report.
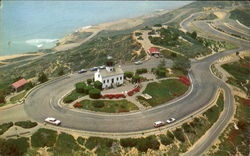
[94,56,124,88]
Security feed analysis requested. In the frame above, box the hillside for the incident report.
[230,8,250,27]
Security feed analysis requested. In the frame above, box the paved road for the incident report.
[181,12,249,156]
[22,8,249,155]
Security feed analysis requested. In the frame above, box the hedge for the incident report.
[0,122,13,135]
[89,88,101,99]
[15,120,38,129]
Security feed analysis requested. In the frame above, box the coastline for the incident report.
[0,4,185,61]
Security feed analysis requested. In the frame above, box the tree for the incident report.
[75,82,86,93]
[236,51,239,55]
[24,82,34,90]
[156,69,166,78]
[94,81,102,90]
[132,75,141,83]
[38,72,48,83]
[89,89,101,99]
[191,31,197,39]
[57,68,64,76]
[84,86,92,94]
[0,94,5,104]
[124,72,134,79]
[87,79,92,85]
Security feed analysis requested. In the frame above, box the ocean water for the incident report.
[0,1,191,56]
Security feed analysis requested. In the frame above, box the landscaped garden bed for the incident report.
[74,99,138,113]
[138,79,189,107]
[15,120,38,129]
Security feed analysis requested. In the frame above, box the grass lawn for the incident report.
[140,79,189,107]
[10,91,27,103]
[63,89,86,103]
[79,99,138,113]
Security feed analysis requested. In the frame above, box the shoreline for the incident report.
[0,4,188,61]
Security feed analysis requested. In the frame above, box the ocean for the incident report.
[0,1,191,56]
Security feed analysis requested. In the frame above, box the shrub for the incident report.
[159,134,173,146]
[85,137,114,150]
[31,128,57,147]
[87,79,92,85]
[167,131,175,140]
[15,120,37,129]
[154,24,162,27]
[124,72,134,79]
[120,138,137,147]
[132,75,141,83]
[0,122,13,135]
[73,102,83,108]
[0,137,29,156]
[94,81,103,90]
[156,68,166,77]
[38,72,48,83]
[135,32,142,36]
[75,82,86,93]
[77,137,85,145]
[84,85,93,94]
[136,68,147,74]
[63,96,75,103]
[173,128,185,142]
[89,88,101,99]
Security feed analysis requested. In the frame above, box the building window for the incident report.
[107,79,109,83]
[103,80,105,83]
[120,76,122,80]
[112,78,114,83]
[117,77,118,81]
[98,74,100,78]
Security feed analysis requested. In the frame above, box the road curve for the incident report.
[24,9,249,155]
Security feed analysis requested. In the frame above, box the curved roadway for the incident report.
[24,10,249,155]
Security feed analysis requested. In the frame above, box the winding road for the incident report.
[23,9,250,155]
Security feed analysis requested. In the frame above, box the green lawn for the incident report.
[78,99,138,113]
[140,79,189,107]
[230,8,250,27]
[10,91,27,103]
[31,128,58,148]
[63,90,86,103]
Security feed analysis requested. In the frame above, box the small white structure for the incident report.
[94,56,124,88]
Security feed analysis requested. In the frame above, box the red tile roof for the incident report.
[11,78,27,89]
[148,47,160,53]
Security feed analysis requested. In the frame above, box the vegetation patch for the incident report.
[85,136,114,155]
[63,89,86,103]
[15,120,38,129]
[0,137,29,156]
[10,91,28,103]
[0,122,13,135]
[31,128,58,148]
[53,132,82,155]
[230,8,250,27]
[140,79,188,107]
[207,96,250,156]
[78,99,138,113]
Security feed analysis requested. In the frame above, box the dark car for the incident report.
[78,69,87,74]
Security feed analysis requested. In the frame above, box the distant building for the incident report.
[11,78,27,92]
[148,47,160,56]
[94,56,124,89]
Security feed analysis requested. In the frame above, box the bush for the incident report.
[73,102,83,108]
[136,68,147,75]
[94,81,103,90]
[87,79,92,85]
[154,24,162,27]
[0,137,29,156]
[120,138,137,147]
[85,137,114,150]
[38,72,48,83]
[156,68,166,77]
[77,137,85,145]
[15,120,37,129]
[84,85,93,94]
[53,132,81,155]
[0,122,13,135]
[89,88,101,99]
[31,128,57,148]
[135,32,142,36]
[132,75,141,83]
[159,134,173,146]
[173,128,185,142]
[124,72,134,79]
[75,82,86,93]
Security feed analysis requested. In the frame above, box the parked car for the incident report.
[166,118,176,124]
[90,67,98,71]
[99,65,106,69]
[44,117,61,126]
[153,121,165,128]
[78,69,87,74]
[134,61,143,65]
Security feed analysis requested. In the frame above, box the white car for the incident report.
[166,118,176,124]
[134,61,143,65]
[99,65,106,69]
[45,117,61,126]
[154,121,165,128]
